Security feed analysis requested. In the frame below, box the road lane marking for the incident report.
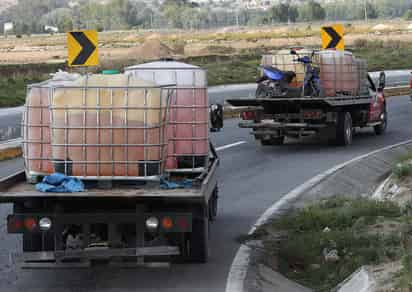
[216,141,246,152]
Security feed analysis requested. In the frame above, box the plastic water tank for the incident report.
[125,61,209,171]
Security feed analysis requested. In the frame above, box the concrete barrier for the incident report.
[0,139,22,162]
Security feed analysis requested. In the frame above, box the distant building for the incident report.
[44,25,59,33]
[240,0,279,10]
[3,22,13,34]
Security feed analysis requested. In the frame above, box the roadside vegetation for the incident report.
[244,197,412,292]
[1,36,412,108]
[393,150,412,179]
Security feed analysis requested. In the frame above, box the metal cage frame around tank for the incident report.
[46,79,175,181]
[124,64,210,174]
[22,80,55,182]
[261,50,369,98]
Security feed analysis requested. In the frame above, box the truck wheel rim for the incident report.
[346,115,352,142]
[381,112,387,129]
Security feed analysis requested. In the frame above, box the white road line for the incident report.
[225,138,412,292]
[216,141,246,152]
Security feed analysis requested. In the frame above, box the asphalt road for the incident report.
[0,95,412,291]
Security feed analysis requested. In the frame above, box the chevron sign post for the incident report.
[67,30,98,67]
[321,24,344,51]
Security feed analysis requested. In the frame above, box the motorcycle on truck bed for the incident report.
[227,49,387,146]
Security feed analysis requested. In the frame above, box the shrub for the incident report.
[393,162,412,179]
[353,38,368,49]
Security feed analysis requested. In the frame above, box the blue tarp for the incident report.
[160,177,193,190]
[36,173,84,193]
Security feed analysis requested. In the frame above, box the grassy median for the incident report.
[244,197,412,292]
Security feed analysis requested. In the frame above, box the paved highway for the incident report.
[0,95,412,291]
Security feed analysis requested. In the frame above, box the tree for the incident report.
[404,9,412,20]
[270,3,298,23]
[298,0,326,22]
[41,8,73,32]
[357,2,379,20]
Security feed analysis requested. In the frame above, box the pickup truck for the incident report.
[228,50,387,146]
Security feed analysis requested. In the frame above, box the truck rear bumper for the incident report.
[239,121,327,130]
[20,246,179,269]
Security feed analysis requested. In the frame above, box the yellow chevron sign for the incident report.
[321,24,344,50]
[67,30,98,67]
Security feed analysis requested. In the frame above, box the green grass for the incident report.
[351,40,412,71]
[247,197,410,292]
[0,77,43,107]
[392,150,412,179]
[393,162,412,179]
[188,54,261,86]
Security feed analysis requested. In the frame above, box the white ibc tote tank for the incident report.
[125,61,209,171]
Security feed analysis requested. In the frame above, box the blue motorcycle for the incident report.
[256,50,323,98]
[291,50,323,97]
[256,66,300,98]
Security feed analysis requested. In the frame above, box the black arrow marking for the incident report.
[70,32,96,65]
[323,27,342,49]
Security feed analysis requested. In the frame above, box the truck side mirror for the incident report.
[210,104,223,132]
[378,72,386,92]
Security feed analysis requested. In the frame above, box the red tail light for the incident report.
[162,217,174,230]
[176,217,189,231]
[7,216,23,233]
[409,77,412,89]
[241,111,256,120]
[24,218,37,231]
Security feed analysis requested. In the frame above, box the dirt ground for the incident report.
[1,22,412,65]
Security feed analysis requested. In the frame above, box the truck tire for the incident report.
[209,187,218,222]
[374,109,387,135]
[336,112,353,146]
[189,216,209,263]
[260,136,285,146]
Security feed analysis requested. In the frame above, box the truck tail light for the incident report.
[7,215,23,233]
[241,111,256,120]
[24,218,37,231]
[176,217,189,231]
[162,217,174,230]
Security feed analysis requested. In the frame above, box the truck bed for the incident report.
[0,159,218,203]
[227,95,373,108]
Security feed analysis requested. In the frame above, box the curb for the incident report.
[225,138,412,292]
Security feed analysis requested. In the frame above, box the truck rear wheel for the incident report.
[374,109,387,135]
[336,112,353,146]
[189,216,209,263]
[260,136,285,146]
[209,187,218,222]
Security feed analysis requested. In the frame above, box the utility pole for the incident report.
[364,0,368,23]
